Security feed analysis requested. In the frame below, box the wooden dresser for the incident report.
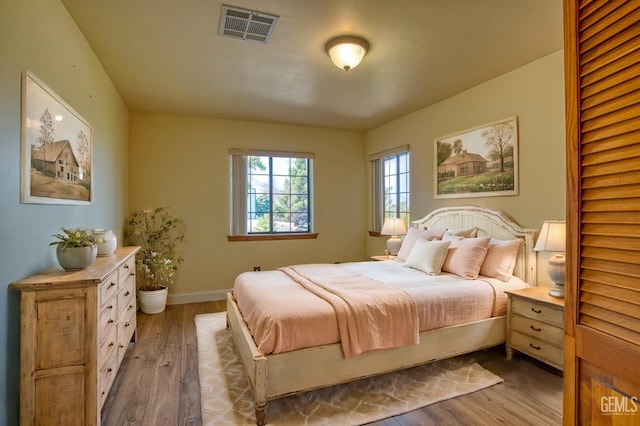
[505,286,565,370]
[10,246,139,426]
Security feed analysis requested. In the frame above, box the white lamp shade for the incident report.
[325,36,369,71]
[534,220,566,252]
[381,217,407,236]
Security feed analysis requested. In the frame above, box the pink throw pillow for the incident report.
[396,227,446,262]
[441,235,491,279]
[480,238,521,281]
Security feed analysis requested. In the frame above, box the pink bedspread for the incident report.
[232,260,527,356]
[279,265,419,358]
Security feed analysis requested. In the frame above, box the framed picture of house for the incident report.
[435,116,518,199]
[21,70,93,205]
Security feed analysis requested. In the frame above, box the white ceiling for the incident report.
[61,0,563,131]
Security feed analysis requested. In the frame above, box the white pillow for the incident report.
[403,239,451,275]
[396,228,447,261]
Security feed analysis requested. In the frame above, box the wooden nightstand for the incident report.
[505,286,565,370]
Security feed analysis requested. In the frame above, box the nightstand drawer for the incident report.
[511,297,563,327]
[510,331,564,369]
[510,315,564,346]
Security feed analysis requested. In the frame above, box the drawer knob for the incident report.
[108,319,114,324]
[128,304,134,310]
[531,307,542,314]
[529,343,541,351]
[107,367,113,372]
[109,282,116,288]
[530,325,542,332]
[119,344,124,348]
[124,322,130,327]
[124,264,129,269]
[124,291,130,296]
[109,342,115,347]
[107,305,113,310]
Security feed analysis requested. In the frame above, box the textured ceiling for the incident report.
[62,0,563,131]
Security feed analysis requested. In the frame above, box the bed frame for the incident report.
[226,206,537,425]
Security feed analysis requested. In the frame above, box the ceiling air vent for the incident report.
[218,5,279,43]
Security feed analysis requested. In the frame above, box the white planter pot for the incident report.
[56,245,97,271]
[138,286,168,314]
[94,229,117,256]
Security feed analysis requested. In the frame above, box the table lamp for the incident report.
[534,220,566,298]
[381,217,407,256]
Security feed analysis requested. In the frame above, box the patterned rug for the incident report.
[195,312,503,425]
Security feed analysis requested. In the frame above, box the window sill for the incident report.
[228,233,319,242]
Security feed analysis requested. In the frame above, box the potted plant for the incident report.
[124,207,184,314]
[50,227,98,271]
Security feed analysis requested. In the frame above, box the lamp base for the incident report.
[548,283,565,298]
[386,236,402,256]
[547,254,565,298]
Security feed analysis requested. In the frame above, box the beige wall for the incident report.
[365,50,566,286]
[0,1,130,423]
[129,113,366,300]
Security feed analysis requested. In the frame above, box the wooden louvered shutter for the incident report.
[564,0,640,424]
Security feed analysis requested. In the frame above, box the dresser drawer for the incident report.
[118,256,136,287]
[510,331,564,369]
[511,297,564,327]
[99,351,118,409]
[510,314,564,346]
[117,310,136,365]
[99,324,117,366]
[117,277,136,317]
[100,271,119,307]
[99,301,118,344]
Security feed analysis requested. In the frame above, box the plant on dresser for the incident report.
[10,246,140,426]
[50,227,98,270]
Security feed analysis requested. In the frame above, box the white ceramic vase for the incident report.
[94,229,117,256]
[138,286,168,314]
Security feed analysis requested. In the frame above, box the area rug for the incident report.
[195,312,503,425]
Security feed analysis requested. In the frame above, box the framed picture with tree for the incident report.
[434,116,518,199]
[21,70,93,205]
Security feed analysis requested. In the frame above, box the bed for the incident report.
[226,206,537,425]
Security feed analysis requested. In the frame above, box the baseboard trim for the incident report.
[167,289,230,305]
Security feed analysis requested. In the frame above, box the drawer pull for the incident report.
[119,344,124,348]
[107,319,114,324]
[128,304,134,310]
[531,307,542,314]
[124,322,130,327]
[529,343,541,351]
[530,325,542,332]
[124,291,131,296]
[130,272,135,277]
[109,342,115,347]
[109,282,116,288]
[107,367,113,372]
[107,305,113,310]
[124,264,129,269]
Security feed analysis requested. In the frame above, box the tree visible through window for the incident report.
[383,152,410,224]
[246,155,311,234]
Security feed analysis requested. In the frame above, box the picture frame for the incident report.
[21,70,93,205]
[435,116,518,199]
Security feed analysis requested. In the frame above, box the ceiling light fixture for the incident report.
[324,35,369,72]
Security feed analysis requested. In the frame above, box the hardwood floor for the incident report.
[101,302,563,425]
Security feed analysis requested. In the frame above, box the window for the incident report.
[230,149,315,239]
[370,146,410,232]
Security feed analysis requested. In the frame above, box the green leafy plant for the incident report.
[50,227,97,249]
[124,207,184,291]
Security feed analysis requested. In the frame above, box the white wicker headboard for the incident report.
[412,206,537,285]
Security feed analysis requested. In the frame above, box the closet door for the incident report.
[564,1,640,424]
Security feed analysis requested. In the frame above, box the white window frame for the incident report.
[229,149,315,239]
[370,145,410,232]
